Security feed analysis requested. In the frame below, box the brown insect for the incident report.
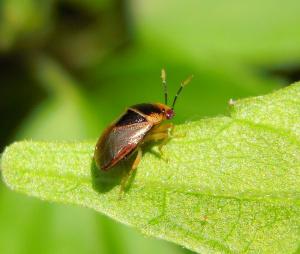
[94,69,192,190]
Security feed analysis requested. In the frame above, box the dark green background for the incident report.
[1,0,300,253]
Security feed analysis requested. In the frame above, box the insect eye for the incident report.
[166,109,175,119]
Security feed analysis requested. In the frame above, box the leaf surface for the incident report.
[2,83,300,254]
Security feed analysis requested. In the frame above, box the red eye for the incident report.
[166,109,175,119]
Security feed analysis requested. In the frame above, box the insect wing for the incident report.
[97,122,152,170]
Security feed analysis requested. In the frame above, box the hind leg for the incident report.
[119,147,142,197]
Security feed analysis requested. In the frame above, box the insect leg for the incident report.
[155,123,186,139]
[143,126,172,161]
[132,147,143,170]
[119,147,142,197]
[143,132,169,143]
[144,123,173,147]
[152,123,174,134]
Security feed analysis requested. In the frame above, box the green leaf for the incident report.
[2,83,300,254]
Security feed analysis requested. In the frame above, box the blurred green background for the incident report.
[1,0,300,253]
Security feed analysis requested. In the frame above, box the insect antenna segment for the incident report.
[172,74,193,109]
[161,68,168,105]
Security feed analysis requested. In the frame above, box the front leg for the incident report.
[151,123,174,136]
[143,123,174,158]
[143,123,173,144]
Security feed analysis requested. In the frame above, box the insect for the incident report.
[94,69,192,191]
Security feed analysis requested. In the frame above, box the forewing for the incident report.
[97,122,152,170]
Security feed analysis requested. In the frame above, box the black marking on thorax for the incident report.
[115,109,147,127]
[131,103,162,116]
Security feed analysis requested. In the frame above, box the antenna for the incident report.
[161,68,168,105]
[172,74,193,109]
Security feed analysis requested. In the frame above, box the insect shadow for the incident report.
[91,154,137,194]
[91,143,162,194]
